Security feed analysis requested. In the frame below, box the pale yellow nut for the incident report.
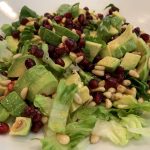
[56,134,70,145]
[117,104,128,109]
[94,65,105,71]
[20,87,28,100]
[41,116,48,124]
[122,80,131,86]
[129,70,139,78]
[69,52,77,61]
[26,21,35,26]
[58,43,64,48]
[0,80,11,86]
[75,56,84,64]
[88,101,96,107]
[62,17,66,23]
[81,33,85,38]
[88,96,93,102]
[92,70,104,76]
[138,97,144,103]
[74,93,83,105]
[32,35,41,41]
[117,85,126,93]
[125,87,137,97]
[90,134,100,144]
[48,19,52,24]
[13,53,22,59]
[98,80,105,87]
[103,91,112,99]
[105,99,112,109]
[62,36,68,43]
[72,29,77,34]
[132,51,142,55]
[147,90,150,94]
[91,87,105,92]
[114,92,123,100]
[108,87,116,93]
[27,17,35,21]
[17,25,25,32]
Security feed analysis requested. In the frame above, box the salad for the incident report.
[0,3,150,150]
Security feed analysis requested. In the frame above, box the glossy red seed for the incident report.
[140,33,150,43]
[54,16,62,23]
[55,47,66,56]
[44,24,53,30]
[20,18,29,25]
[105,77,118,89]
[89,79,99,89]
[84,7,89,11]
[44,13,53,19]
[97,13,104,19]
[115,66,125,75]
[0,123,9,134]
[34,22,40,30]
[75,30,82,36]
[25,58,36,69]
[78,14,85,25]
[133,27,140,36]
[78,38,85,48]
[0,35,3,41]
[65,39,77,51]
[31,121,43,133]
[48,45,55,57]
[55,58,65,67]
[7,82,14,92]
[32,111,42,123]
[64,12,72,18]
[12,30,20,39]
[93,56,102,64]
[93,92,104,104]
[86,12,93,20]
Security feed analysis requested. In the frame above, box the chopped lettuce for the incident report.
[48,79,77,133]
[1,24,12,36]
[71,3,79,18]
[57,4,71,15]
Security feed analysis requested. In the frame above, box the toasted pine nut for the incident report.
[125,87,137,97]
[108,87,116,93]
[75,56,84,64]
[74,93,83,105]
[0,80,11,86]
[114,92,123,100]
[88,101,96,107]
[117,85,126,93]
[17,25,25,32]
[105,99,112,109]
[94,65,105,71]
[20,87,28,100]
[56,134,70,145]
[62,36,68,43]
[92,70,104,76]
[129,70,139,78]
[62,17,66,23]
[117,104,128,109]
[103,91,112,99]
[98,80,105,87]
[26,21,35,26]
[147,90,150,94]
[122,80,131,86]
[81,33,85,38]
[91,87,105,92]
[13,53,22,59]
[69,52,77,61]
[41,116,48,124]
[138,97,144,103]
[88,96,93,102]
[90,134,100,144]
[72,29,77,34]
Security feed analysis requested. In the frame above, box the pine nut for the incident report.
[147,90,150,94]
[88,101,96,107]
[75,56,84,64]
[117,85,126,93]
[41,116,48,124]
[56,134,70,145]
[103,91,112,99]
[108,87,116,93]
[92,70,104,76]
[129,70,139,78]
[94,65,105,71]
[117,104,128,109]
[105,99,112,109]
[88,96,93,102]
[98,80,105,87]
[13,53,22,59]
[69,52,77,61]
[90,134,100,144]
[0,80,11,86]
[72,29,77,34]
[48,19,52,24]
[138,97,144,103]
[17,25,25,32]
[62,17,66,23]
[114,92,123,100]
[125,87,137,97]
[26,21,35,26]
[91,87,105,92]
[20,87,28,100]
[122,80,131,86]
[62,36,68,43]
[74,93,83,105]
[81,33,85,38]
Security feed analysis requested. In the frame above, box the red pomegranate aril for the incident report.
[44,24,53,30]
[76,51,85,57]
[48,45,55,57]
[12,30,20,39]
[32,112,42,123]
[115,66,125,75]
[93,56,101,64]
[89,79,99,89]
[55,58,65,67]
[140,33,150,43]
[86,12,93,20]
[23,106,36,118]
[78,38,85,48]
[7,82,14,92]
[0,123,9,134]
[0,35,3,41]
[34,22,40,30]
[31,121,43,133]
[97,13,104,19]
[55,47,66,56]
[84,7,89,11]
[54,16,62,23]
[44,13,53,19]
[93,92,104,104]
[105,77,118,89]
[78,14,85,25]
[80,58,89,67]
[65,39,77,51]
[64,12,72,19]
[76,30,82,36]
[25,58,36,69]
[42,19,49,25]
[20,18,29,25]
[133,27,140,36]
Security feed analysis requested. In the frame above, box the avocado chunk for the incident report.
[0,104,9,122]
[1,24,12,36]
[85,41,102,61]
[113,95,137,109]
[6,36,19,53]
[120,53,141,70]
[97,56,120,72]
[1,91,26,117]
[8,54,39,78]
[106,25,137,58]
[10,117,31,136]
[39,26,61,46]
[53,23,79,41]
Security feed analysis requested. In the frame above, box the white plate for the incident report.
[0,0,150,150]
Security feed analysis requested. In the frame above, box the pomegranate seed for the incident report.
[12,30,20,39]
[23,106,35,118]
[93,92,104,104]
[34,22,40,30]
[55,58,65,67]
[79,58,89,67]
[115,66,125,75]
[105,77,118,89]
[7,82,14,92]
[64,12,72,19]
[75,30,82,36]
[31,121,43,133]
[20,18,29,25]
[54,16,62,23]
[86,12,93,20]
[44,24,53,30]
[48,45,55,57]
[78,38,85,48]
[32,111,42,123]
[44,13,53,19]
[93,56,102,64]
[97,13,104,19]
[78,14,85,25]
[65,39,77,51]
[25,58,36,69]
[76,51,85,57]
[0,35,3,41]
[140,33,150,43]
[133,27,140,36]
[89,79,99,89]
[55,47,66,56]
[29,45,44,58]
[84,7,89,11]
[0,123,9,134]
[65,18,73,29]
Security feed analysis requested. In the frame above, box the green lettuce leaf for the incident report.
[1,24,12,36]
[57,4,71,15]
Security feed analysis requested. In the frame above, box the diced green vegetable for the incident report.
[57,4,71,15]
[0,104,9,122]
[1,24,12,36]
